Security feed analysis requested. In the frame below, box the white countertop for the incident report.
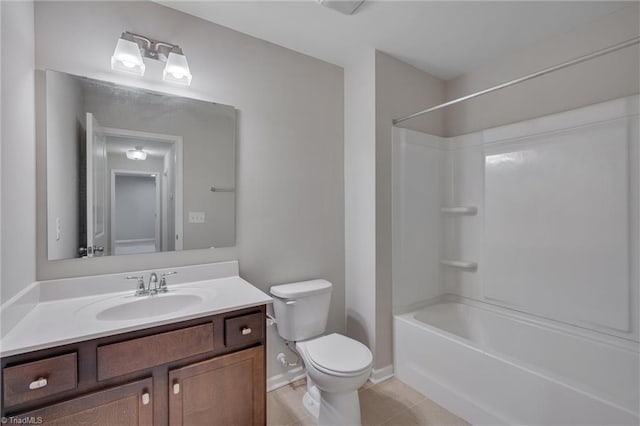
[1,275,272,358]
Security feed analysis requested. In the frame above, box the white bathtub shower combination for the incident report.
[395,299,638,425]
[392,96,639,425]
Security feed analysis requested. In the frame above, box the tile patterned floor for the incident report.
[267,377,469,426]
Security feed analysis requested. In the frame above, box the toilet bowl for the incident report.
[296,333,372,425]
[270,280,373,426]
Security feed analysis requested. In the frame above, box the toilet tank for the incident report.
[270,279,332,342]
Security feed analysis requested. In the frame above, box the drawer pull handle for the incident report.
[142,392,150,405]
[241,327,252,335]
[173,383,180,394]
[29,377,48,390]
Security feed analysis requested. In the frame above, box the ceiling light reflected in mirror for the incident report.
[126,147,147,160]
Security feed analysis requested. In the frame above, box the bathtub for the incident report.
[393,298,639,425]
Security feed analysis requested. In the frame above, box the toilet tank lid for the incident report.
[270,279,332,299]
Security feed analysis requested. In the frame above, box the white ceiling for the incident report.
[159,1,632,80]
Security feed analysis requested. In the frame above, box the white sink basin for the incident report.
[96,293,204,321]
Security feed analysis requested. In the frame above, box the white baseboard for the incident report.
[267,366,306,392]
[369,364,394,384]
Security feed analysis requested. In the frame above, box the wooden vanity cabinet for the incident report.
[169,346,264,426]
[1,305,266,426]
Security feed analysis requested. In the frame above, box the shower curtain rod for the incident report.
[392,36,640,125]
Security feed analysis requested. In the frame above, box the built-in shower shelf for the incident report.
[441,206,477,215]
[440,260,478,270]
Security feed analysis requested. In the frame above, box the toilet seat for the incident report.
[302,333,373,377]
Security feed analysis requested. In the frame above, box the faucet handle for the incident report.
[158,272,177,293]
[126,275,147,296]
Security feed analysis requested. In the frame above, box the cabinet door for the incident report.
[12,378,153,426]
[169,346,265,426]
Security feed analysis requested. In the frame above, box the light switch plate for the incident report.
[188,211,205,223]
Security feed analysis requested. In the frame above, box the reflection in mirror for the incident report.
[45,70,236,260]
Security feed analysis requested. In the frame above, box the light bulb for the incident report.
[121,59,136,68]
[163,52,192,86]
[170,69,185,79]
[111,38,145,76]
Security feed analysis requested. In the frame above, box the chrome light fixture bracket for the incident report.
[121,32,179,62]
[112,31,192,86]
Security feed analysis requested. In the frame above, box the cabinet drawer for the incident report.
[3,352,77,407]
[224,312,263,347]
[16,377,153,426]
[97,323,214,381]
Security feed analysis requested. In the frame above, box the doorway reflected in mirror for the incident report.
[44,70,236,260]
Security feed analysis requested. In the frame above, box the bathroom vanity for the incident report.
[0,262,271,425]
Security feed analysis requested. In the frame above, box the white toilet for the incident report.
[270,280,373,426]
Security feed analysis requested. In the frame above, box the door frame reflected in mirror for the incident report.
[45,69,236,261]
[100,126,184,256]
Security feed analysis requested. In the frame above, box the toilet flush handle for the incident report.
[285,300,296,305]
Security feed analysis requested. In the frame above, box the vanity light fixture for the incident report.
[126,147,147,161]
[111,31,192,86]
[111,37,145,75]
[163,51,192,86]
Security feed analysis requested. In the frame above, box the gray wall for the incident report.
[344,50,446,372]
[1,1,36,311]
[46,71,84,261]
[164,149,176,251]
[344,49,377,359]
[444,4,639,136]
[31,1,344,381]
[374,51,445,370]
[115,175,157,241]
[107,153,165,253]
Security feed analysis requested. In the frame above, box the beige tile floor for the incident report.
[267,377,469,426]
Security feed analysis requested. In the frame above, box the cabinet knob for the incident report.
[142,392,150,405]
[241,327,252,336]
[29,377,48,390]
[173,382,180,394]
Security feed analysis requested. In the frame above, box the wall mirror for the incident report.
[45,70,236,260]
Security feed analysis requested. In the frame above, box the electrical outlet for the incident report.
[56,217,61,240]
[188,211,205,223]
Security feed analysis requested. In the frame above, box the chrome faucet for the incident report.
[148,272,159,294]
[127,271,177,296]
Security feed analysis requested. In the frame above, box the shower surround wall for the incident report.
[394,95,639,338]
[392,95,639,423]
